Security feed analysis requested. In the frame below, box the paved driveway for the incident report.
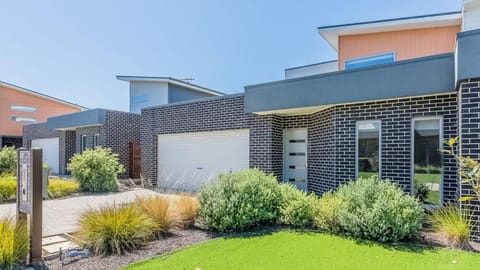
[0,188,162,236]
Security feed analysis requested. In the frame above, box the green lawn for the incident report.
[415,173,441,205]
[122,231,480,270]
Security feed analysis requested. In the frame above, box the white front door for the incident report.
[283,128,307,190]
[31,137,60,174]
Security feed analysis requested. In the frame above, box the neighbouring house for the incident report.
[139,1,480,240]
[0,80,85,148]
[23,77,223,176]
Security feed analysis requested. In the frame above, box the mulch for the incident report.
[44,228,216,270]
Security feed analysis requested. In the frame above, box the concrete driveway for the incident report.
[0,188,162,236]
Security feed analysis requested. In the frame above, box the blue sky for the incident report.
[1,0,462,111]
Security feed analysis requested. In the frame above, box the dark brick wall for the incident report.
[75,126,105,152]
[458,78,480,241]
[140,94,253,186]
[141,93,458,202]
[333,94,458,202]
[104,111,141,178]
[22,122,73,174]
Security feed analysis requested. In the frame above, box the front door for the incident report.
[283,128,308,190]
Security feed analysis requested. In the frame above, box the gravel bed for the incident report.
[45,228,216,270]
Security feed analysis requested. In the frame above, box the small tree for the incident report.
[67,147,125,192]
[0,147,17,176]
[442,137,480,203]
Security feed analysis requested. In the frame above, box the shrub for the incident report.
[47,179,80,199]
[136,196,176,236]
[414,183,429,203]
[174,195,198,228]
[428,205,471,249]
[79,202,157,255]
[67,148,125,192]
[0,147,16,176]
[278,184,318,228]
[335,177,424,242]
[0,176,16,202]
[0,217,28,270]
[315,191,343,233]
[198,168,282,232]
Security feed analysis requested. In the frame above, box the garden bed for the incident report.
[44,228,215,270]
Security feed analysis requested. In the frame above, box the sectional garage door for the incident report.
[157,129,249,192]
[31,138,60,174]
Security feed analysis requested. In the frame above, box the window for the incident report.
[10,105,37,112]
[412,117,442,206]
[81,135,87,152]
[345,52,395,70]
[11,116,37,123]
[93,134,99,148]
[356,120,381,179]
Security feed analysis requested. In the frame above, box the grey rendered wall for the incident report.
[167,83,217,103]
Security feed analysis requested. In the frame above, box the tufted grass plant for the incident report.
[136,196,177,237]
[0,217,28,270]
[78,202,157,255]
[174,195,198,228]
[47,178,80,199]
[428,205,471,250]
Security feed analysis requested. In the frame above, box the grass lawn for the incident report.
[122,231,480,270]
[415,173,441,205]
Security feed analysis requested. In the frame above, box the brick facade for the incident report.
[458,78,480,241]
[23,111,140,178]
[23,122,75,175]
[140,93,458,203]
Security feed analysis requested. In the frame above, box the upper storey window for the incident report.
[344,52,395,70]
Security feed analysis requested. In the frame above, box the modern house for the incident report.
[0,81,85,148]
[22,0,480,240]
[138,2,480,239]
[23,77,223,176]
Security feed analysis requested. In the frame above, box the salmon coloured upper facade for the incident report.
[0,81,85,148]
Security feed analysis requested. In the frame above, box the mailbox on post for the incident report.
[17,148,43,266]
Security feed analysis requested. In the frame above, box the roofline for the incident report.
[246,53,453,89]
[0,80,87,110]
[317,11,461,30]
[284,60,338,71]
[317,11,462,51]
[116,75,224,96]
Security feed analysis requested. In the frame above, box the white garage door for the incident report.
[31,138,60,174]
[157,129,249,192]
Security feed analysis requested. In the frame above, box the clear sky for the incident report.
[1,0,462,111]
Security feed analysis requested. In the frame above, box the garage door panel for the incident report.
[157,129,249,192]
[31,138,60,174]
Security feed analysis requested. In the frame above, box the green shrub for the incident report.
[47,179,80,199]
[315,191,343,233]
[0,147,16,176]
[0,217,28,270]
[0,176,16,202]
[67,147,125,192]
[428,205,471,249]
[198,169,282,232]
[414,183,429,203]
[79,203,157,255]
[278,184,318,228]
[335,177,424,242]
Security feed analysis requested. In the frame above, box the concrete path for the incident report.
[0,188,163,236]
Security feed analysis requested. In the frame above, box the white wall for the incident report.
[285,61,338,79]
[463,0,480,31]
[130,81,169,113]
